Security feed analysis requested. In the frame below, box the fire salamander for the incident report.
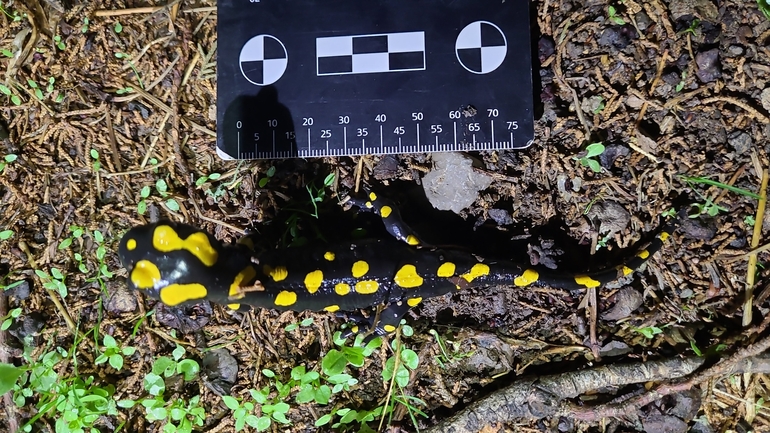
[117,192,678,337]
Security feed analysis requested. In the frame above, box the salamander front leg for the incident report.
[346,189,426,247]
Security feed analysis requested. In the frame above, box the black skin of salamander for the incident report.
[117,192,680,337]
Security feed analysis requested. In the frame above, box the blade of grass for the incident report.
[679,175,762,200]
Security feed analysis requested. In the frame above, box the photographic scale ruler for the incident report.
[216,0,535,160]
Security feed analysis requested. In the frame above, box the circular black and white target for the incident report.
[455,21,507,74]
[239,34,288,86]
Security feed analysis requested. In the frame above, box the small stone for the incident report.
[598,25,638,50]
[599,340,632,357]
[695,49,721,83]
[669,0,718,20]
[538,36,555,63]
[599,144,630,168]
[626,95,645,109]
[373,155,400,180]
[727,131,752,155]
[635,11,652,31]
[104,285,138,314]
[601,288,644,321]
[422,153,492,214]
[760,88,770,112]
[487,208,512,226]
[585,201,630,235]
[727,45,744,56]
[202,349,239,395]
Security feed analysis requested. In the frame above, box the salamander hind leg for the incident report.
[337,302,413,343]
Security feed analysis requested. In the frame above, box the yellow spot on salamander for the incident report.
[227,304,241,310]
[275,291,297,306]
[126,238,137,251]
[574,274,601,288]
[324,305,340,312]
[355,280,379,294]
[406,235,420,246]
[461,263,490,283]
[514,269,539,287]
[131,260,161,289]
[383,324,396,333]
[228,266,257,300]
[335,283,351,296]
[407,297,422,307]
[304,270,324,294]
[437,262,456,277]
[263,265,288,282]
[153,226,218,266]
[369,192,377,201]
[160,283,207,306]
[350,325,359,334]
[352,261,369,278]
[380,205,392,218]
[659,232,670,242]
[622,266,634,276]
[394,264,424,288]
[324,251,336,261]
[637,250,650,259]
[365,201,373,208]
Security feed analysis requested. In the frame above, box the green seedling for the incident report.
[81,17,90,33]
[1,307,21,331]
[634,326,663,339]
[596,233,613,250]
[1,48,12,57]
[680,19,700,36]
[607,5,626,25]
[115,86,133,95]
[35,268,67,298]
[90,149,101,172]
[0,83,22,105]
[138,185,151,215]
[690,199,728,217]
[745,215,756,227]
[259,166,276,188]
[195,172,222,186]
[95,334,136,370]
[53,35,66,51]
[0,1,22,21]
[119,346,202,431]
[307,173,335,218]
[429,330,474,368]
[222,395,272,432]
[0,229,13,240]
[661,208,677,218]
[136,179,179,214]
[284,317,314,332]
[575,142,605,173]
[0,154,17,173]
[114,21,123,33]
[675,71,687,92]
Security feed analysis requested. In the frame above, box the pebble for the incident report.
[422,152,492,214]
[727,131,752,155]
[695,49,721,83]
[760,87,770,112]
[669,0,718,20]
[538,36,555,63]
[598,25,638,50]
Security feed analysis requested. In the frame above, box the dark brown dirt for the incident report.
[1,0,770,432]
